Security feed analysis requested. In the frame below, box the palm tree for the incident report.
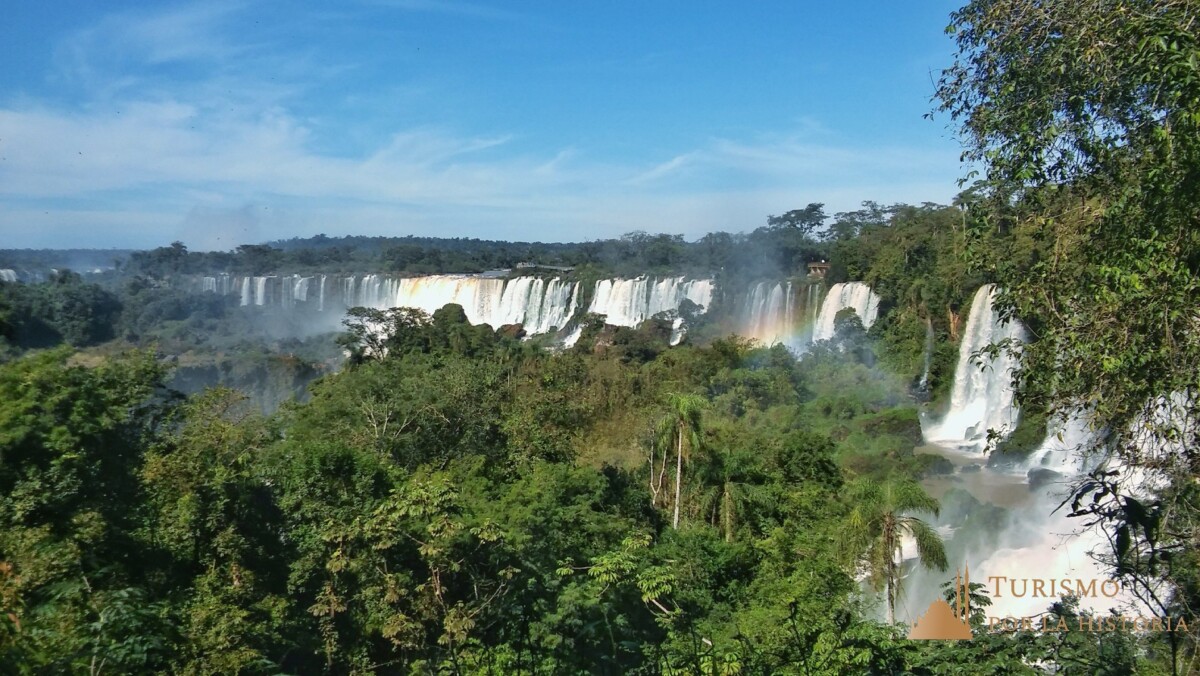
[842,476,947,625]
[694,446,769,542]
[655,393,705,530]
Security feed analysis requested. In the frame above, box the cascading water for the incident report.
[742,282,790,346]
[923,285,1024,451]
[736,281,826,350]
[281,276,295,308]
[585,277,713,328]
[918,316,934,392]
[0,270,17,283]
[808,283,822,327]
[903,285,1123,621]
[254,277,270,306]
[380,275,582,334]
[572,277,714,346]
[202,272,719,343]
[812,282,880,342]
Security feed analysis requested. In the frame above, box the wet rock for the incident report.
[1027,468,1063,489]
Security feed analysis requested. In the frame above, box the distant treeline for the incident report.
[115,201,950,283]
[0,248,134,272]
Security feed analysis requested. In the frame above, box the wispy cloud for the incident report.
[53,2,247,88]
[0,2,961,249]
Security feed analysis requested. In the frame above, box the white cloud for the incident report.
[0,2,962,249]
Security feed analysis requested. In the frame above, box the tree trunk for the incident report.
[672,425,683,529]
[886,576,895,625]
[648,449,658,507]
[722,483,734,542]
[885,516,896,625]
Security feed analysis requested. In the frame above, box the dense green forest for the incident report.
[2,0,1199,673]
[106,207,834,279]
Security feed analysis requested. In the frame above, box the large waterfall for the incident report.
[741,282,794,347]
[379,275,582,335]
[812,282,880,342]
[576,277,714,345]
[203,273,714,343]
[735,280,828,349]
[923,285,1024,451]
[0,269,18,283]
[905,285,1121,620]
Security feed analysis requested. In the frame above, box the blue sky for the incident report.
[0,1,966,250]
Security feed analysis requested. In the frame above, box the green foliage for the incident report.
[937,2,1200,670]
[0,272,122,350]
[842,477,948,625]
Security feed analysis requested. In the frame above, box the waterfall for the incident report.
[741,282,790,346]
[1023,413,1090,473]
[379,275,590,336]
[736,280,826,349]
[0,270,16,283]
[212,273,232,295]
[202,276,218,293]
[922,285,1024,451]
[254,277,270,306]
[281,276,295,308]
[918,316,934,391]
[902,284,1125,619]
[585,277,713,328]
[213,272,713,343]
[295,277,310,303]
[812,282,880,342]
[576,277,712,345]
[808,283,822,327]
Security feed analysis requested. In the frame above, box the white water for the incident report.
[812,282,880,342]
[576,276,714,345]
[906,286,1125,621]
[254,277,270,306]
[378,275,582,335]
[295,277,311,303]
[0,270,16,283]
[741,282,791,346]
[923,285,1025,451]
[918,317,934,392]
[206,273,714,343]
[736,281,827,350]
[807,283,822,327]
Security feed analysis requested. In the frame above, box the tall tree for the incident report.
[767,203,827,236]
[656,394,705,530]
[842,477,947,625]
[935,2,1200,665]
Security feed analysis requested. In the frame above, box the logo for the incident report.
[909,563,973,640]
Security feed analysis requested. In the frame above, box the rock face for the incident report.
[498,323,526,340]
[1027,467,1063,489]
[908,599,973,640]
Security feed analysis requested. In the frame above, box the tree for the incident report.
[337,306,432,363]
[767,203,827,236]
[694,445,769,542]
[653,393,706,530]
[842,477,947,625]
[935,3,1200,667]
